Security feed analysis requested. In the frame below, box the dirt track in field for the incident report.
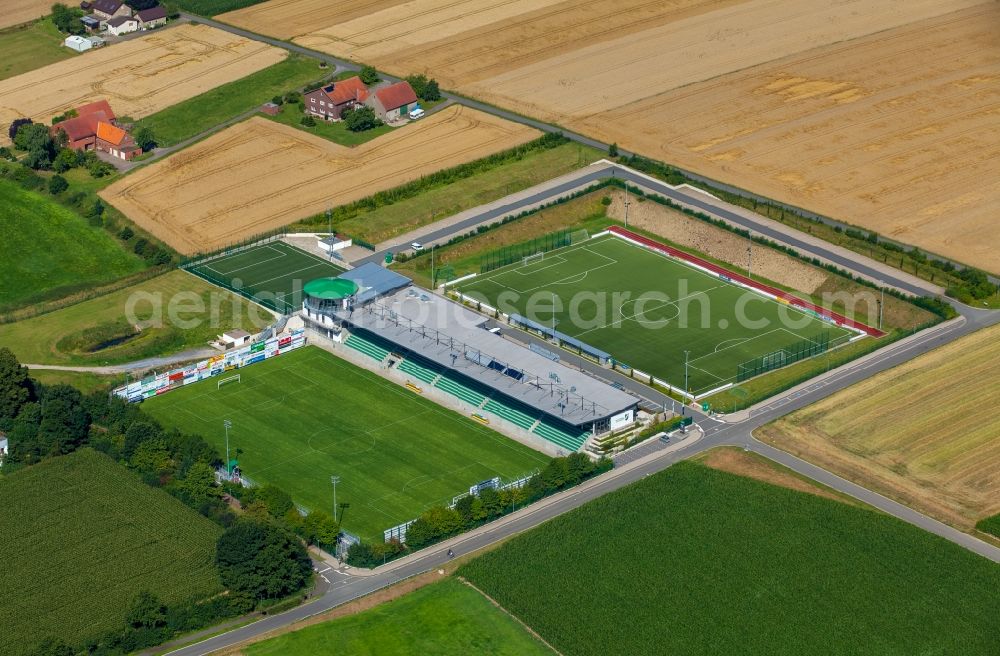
[100,106,538,254]
[0,23,285,145]
[758,323,1000,530]
[3,0,51,29]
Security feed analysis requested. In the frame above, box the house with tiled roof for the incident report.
[51,100,140,160]
[367,81,418,122]
[96,121,140,160]
[304,76,369,121]
[90,0,131,21]
[136,5,167,29]
[106,14,139,35]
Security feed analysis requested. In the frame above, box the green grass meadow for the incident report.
[457,234,853,393]
[0,19,76,81]
[460,462,1000,656]
[262,104,395,147]
[0,270,271,366]
[188,241,346,314]
[142,346,549,540]
[0,449,222,654]
[246,578,551,656]
[172,0,269,15]
[136,54,328,146]
[0,178,146,312]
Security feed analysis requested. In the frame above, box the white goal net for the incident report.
[218,374,241,389]
[523,252,544,267]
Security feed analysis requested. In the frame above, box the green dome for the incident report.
[304,277,359,300]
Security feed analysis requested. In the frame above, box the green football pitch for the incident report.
[142,346,548,540]
[457,234,855,395]
[187,241,346,313]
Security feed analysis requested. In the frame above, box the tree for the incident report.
[130,438,173,478]
[126,0,159,10]
[0,347,33,428]
[134,126,156,151]
[216,520,311,601]
[453,493,476,527]
[14,124,56,170]
[300,114,315,127]
[478,486,503,518]
[423,79,440,101]
[48,174,68,195]
[28,637,74,656]
[270,95,283,106]
[301,510,339,548]
[52,148,78,173]
[405,74,428,98]
[37,384,90,455]
[0,146,14,161]
[118,225,134,240]
[51,4,84,34]
[608,142,619,157]
[9,117,32,142]
[126,591,167,629]
[359,65,380,85]
[254,484,294,518]
[343,105,382,132]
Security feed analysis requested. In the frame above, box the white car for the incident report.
[410,242,424,252]
[408,108,426,120]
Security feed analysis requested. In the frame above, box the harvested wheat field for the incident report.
[758,323,1000,530]
[101,106,538,254]
[0,23,285,145]
[3,0,52,29]
[580,4,1000,273]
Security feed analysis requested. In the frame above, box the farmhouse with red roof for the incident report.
[304,76,369,121]
[51,100,141,161]
[367,81,418,122]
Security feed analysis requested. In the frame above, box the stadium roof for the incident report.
[338,263,410,304]
[304,278,359,300]
[343,288,637,425]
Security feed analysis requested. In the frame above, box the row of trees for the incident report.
[347,453,611,565]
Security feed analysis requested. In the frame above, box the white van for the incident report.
[408,108,426,120]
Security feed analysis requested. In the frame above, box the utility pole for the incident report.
[747,231,753,279]
[431,244,436,289]
[624,183,631,229]
[331,475,340,521]
[878,285,885,330]
[683,350,690,414]
[223,419,232,479]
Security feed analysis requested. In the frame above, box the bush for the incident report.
[118,226,134,241]
[216,519,311,601]
[300,114,316,128]
[608,142,619,157]
[271,95,283,106]
[134,126,156,152]
[52,148,78,173]
[342,105,382,132]
[359,65,380,85]
[48,175,68,195]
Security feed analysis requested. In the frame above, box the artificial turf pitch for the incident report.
[187,241,345,313]
[457,234,854,394]
[142,346,549,541]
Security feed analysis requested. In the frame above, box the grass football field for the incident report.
[0,449,222,655]
[457,234,854,394]
[188,241,346,314]
[142,346,549,540]
[460,461,1000,656]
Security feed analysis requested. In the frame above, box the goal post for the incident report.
[218,374,241,389]
[522,252,544,267]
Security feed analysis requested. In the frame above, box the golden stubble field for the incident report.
[218,0,999,272]
[3,0,52,29]
[758,323,1000,530]
[101,106,539,254]
[0,23,285,145]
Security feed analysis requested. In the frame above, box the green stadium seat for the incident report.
[344,334,390,362]
[483,399,536,430]
[435,376,487,407]
[398,359,439,385]
[532,422,589,452]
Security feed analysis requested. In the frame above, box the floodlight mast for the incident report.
[223,419,232,479]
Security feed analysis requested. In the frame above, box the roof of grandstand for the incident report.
[338,263,411,304]
[304,278,359,300]
[342,288,637,426]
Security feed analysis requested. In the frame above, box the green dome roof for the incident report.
[303,277,359,300]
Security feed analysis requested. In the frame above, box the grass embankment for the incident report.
[0,449,223,654]
[0,178,146,312]
[0,18,75,81]
[27,369,118,394]
[0,270,271,366]
[758,322,1000,531]
[244,578,551,656]
[142,346,549,541]
[136,54,327,147]
[288,140,601,245]
[460,462,1000,656]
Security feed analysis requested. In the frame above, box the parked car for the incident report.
[408,108,426,120]
[410,242,424,252]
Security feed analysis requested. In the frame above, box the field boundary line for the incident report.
[458,578,565,656]
[204,244,288,277]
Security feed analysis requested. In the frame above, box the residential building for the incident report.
[304,76,368,121]
[64,35,92,52]
[96,121,141,160]
[89,0,131,21]
[106,15,139,35]
[136,5,167,29]
[367,81,418,122]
